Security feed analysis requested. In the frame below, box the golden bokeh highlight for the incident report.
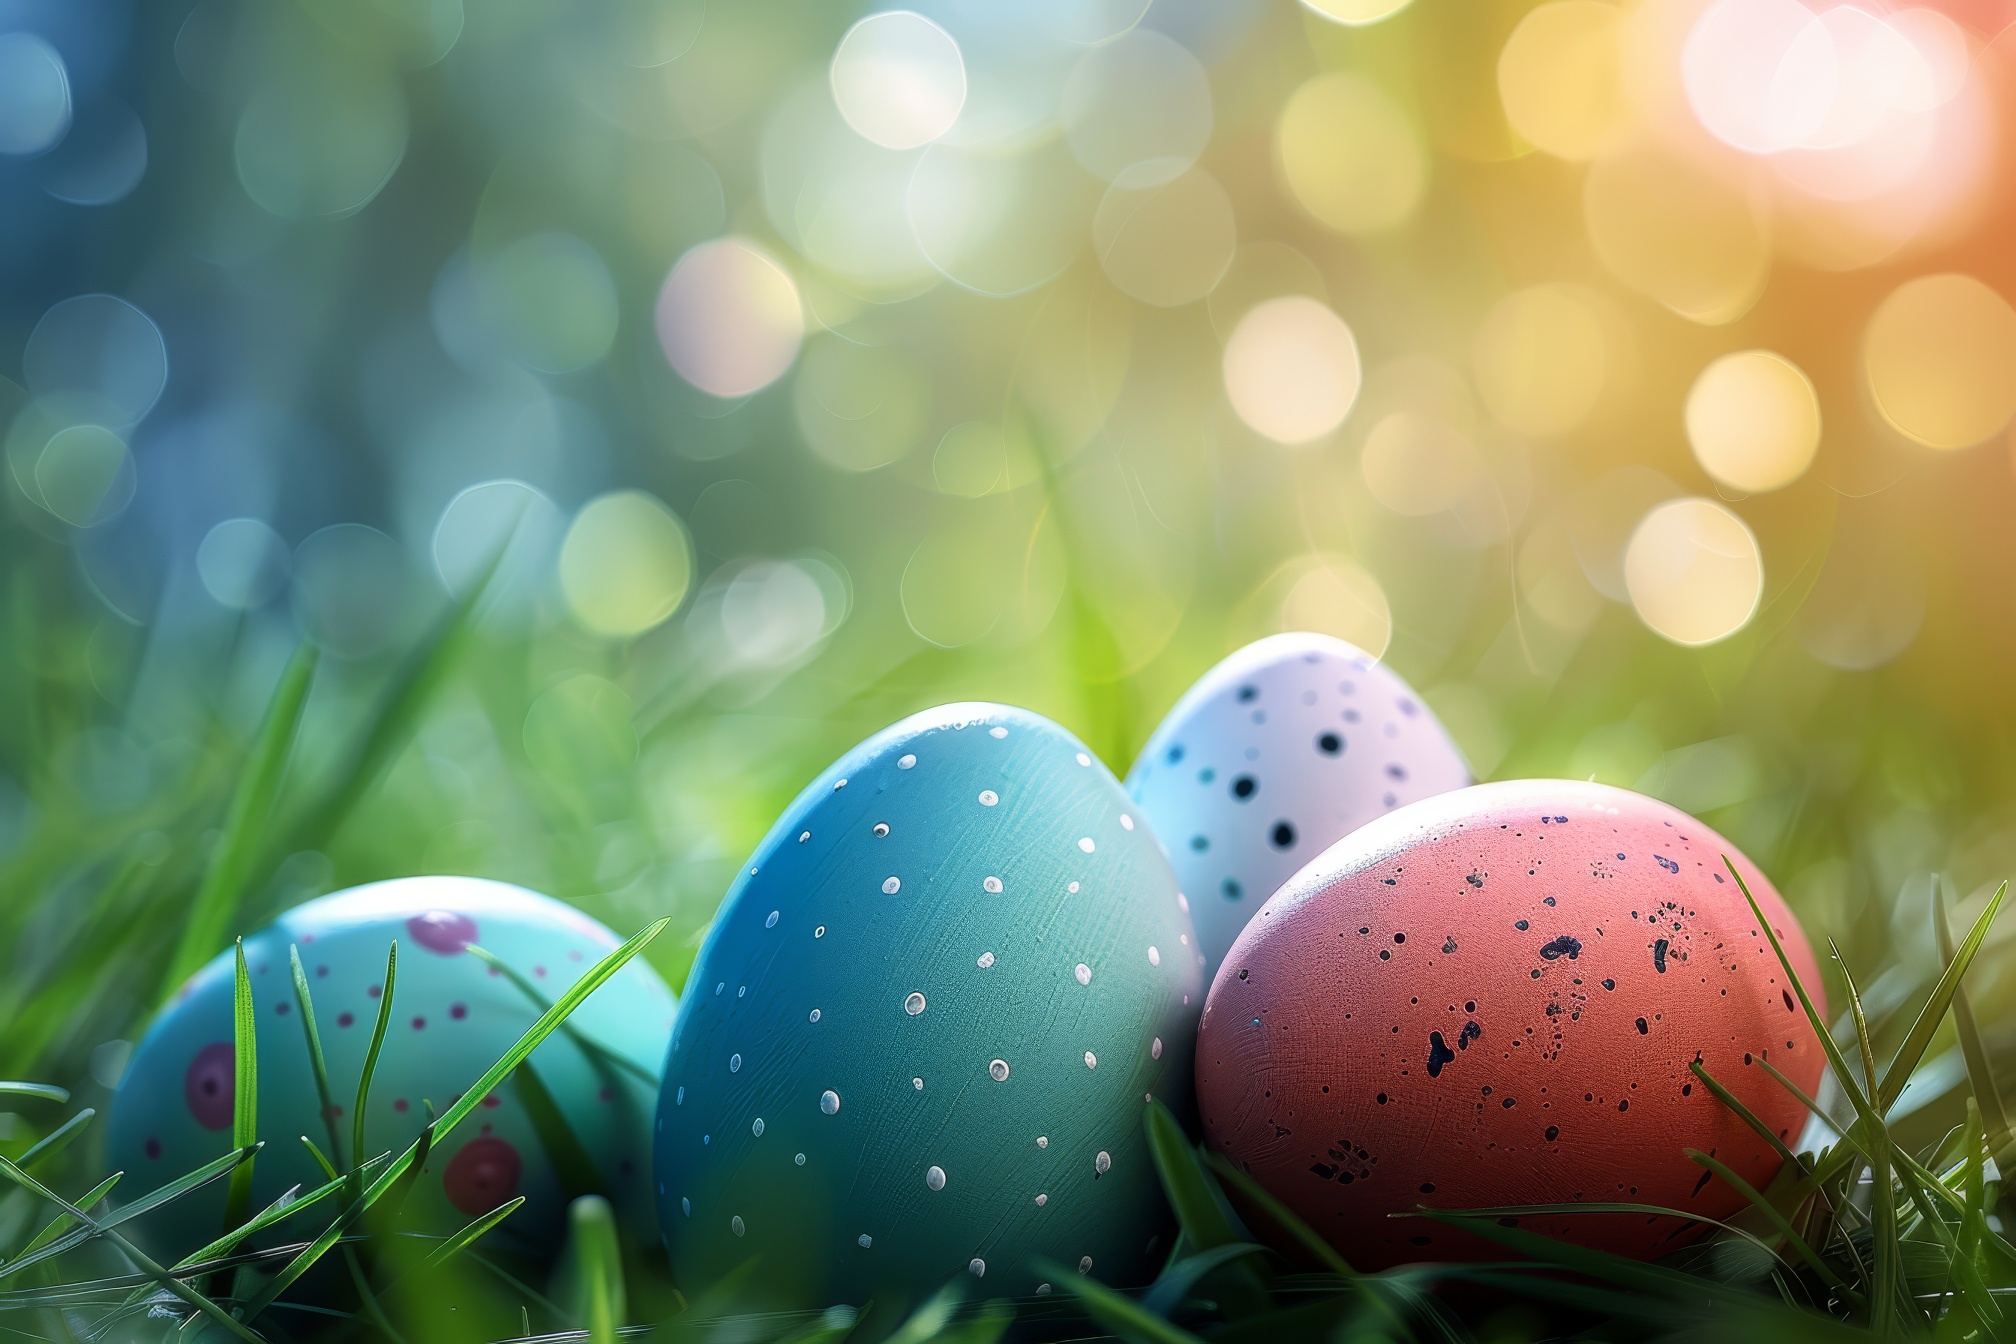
[1222,296,1362,445]
[1624,497,1762,646]
[654,237,804,398]
[1584,143,1769,325]
[1301,0,1416,26]
[1092,168,1237,308]
[559,490,695,638]
[1359,411,1482,516]
[1863,273,2016,450]
[1280,555,1393,659]
[932,421,1005,497]
[1518,516,1605,633]
[1470,284,1609,437]
[1684,351,1820,494]
[1497,0,1623,161]
[1276,72,1427,236]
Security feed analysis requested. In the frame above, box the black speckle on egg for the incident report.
[1237,685,1258,703]
[1165,744,1185,765]
[1317,732,1343,755]
[1231,775,1256,801]
[1271,821,1296,849]
[1190,835,1209,852]
[1222,878,1243,901]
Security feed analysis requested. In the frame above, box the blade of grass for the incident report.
[13,1174,120,1259]
[1834,942,1901,1334]
[0,1154,262,1344]
[1140,1242,1269,1317]
[288,946,345,1174]
[1933,883,2016,1167]
[1874,879,2006,1115]
[1682,1150,1852,1296]
[421,1197,524,1272]
[1690,1062,1805,1175]
[1406,1209,1775,1306]
[17,1109,93,1174]
[1144,1101,1236,1252]
[283,559,494,859]
[300,1137,339,1184]
[569,1195,624,1344]
[0,1083,66,1104]
[162,640,318,1001]
[224,939,258,1232]
[351,940,398,1190]
[171,1163,372,1271]
[1035,1260,1208,1344]
[1201,1151,1359,1278]
[240,918,668,1319]
[515,1061,605,1203]
[463,945,657,1089]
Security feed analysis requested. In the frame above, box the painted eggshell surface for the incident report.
[656,703,1203,1309]
[1196,780,1825,1268]
[105,877,675,1262]
[1128,633,1470,981]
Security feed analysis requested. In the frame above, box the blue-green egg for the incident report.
[105,877,675,1263]
[655,704,1202,1307]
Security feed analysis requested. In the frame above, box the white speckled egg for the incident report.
[1127,633,1470,980]
[105,877,675,1265]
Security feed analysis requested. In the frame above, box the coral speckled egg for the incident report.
[1196,780,1825,1268]
[656,704,1203,1309]
[1128,633,1469,981]
[106,878,675,1262]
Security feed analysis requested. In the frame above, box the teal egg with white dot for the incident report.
[655,704,1202,1307]
[1128,633,1470,983]
[104,877,675,1263]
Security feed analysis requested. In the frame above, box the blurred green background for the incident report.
[3,0,2016,1153]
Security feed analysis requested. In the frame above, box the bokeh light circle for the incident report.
[559,490,694,638]
[654,238,804,399]
[1276,73,1426,235]
[196,518,291,610]
[0,33,71,157]
[1222,296,1362,445]
[482,232,619,374]
[1092,168,1236,308]
[1623,498,1763,646]
[33,425,133,528]
[933,421,1006,497]
[1060,28,1211,187]
[722,560,830,664]
[1360,412,1482,516]
[235,62,408,218]
[431,480,563,627]
[1300,0,1415,25]
[24,295,168,428]
[1497,1,1621,161]
[1583,143,1769,325]
[1682,0,1831,154]
[792,336,928,472]
[1470,285,1608,437]
[1684,351,1821,493]
[1862,274,2016,450]
[830,11,966,151]
[1280,555,1393,658]
[292,524,408,659]
[907,139,1102,296]
[38,98,147,206]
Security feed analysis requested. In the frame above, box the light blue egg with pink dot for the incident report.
[105,877,675,1263]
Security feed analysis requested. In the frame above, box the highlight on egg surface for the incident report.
[1195,779,1824,1269]
[104,878,675,1266]
[1128,632,1471,981]
[655,703,1203,1309]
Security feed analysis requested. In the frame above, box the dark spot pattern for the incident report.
[1539,935,1582,961]
[1426,1032,1457,1077]
[1652,938,1669,973]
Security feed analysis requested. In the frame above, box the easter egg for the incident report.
[655,703,1203,1309]
[106,877,675,1264]
[1128,633,1470,980]
[1195,780,1825,1268]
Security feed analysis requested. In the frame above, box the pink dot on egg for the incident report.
[407,910,479,955]
[442,1136,522,1215]
[450,1003,467,1020]
[337,1012,354,1028]
[316,965,328,978]
[368,984,382,999]
[598,1087,613,1103]
[411,1017,426,1031]
[569,950,583,961]
[145,1137,161,1159]
[534,966,546,978]
[393,1098,410,1113]
[275,1002,290,1015]
[481,1094,501,1109]
[183,1043,235,1131]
